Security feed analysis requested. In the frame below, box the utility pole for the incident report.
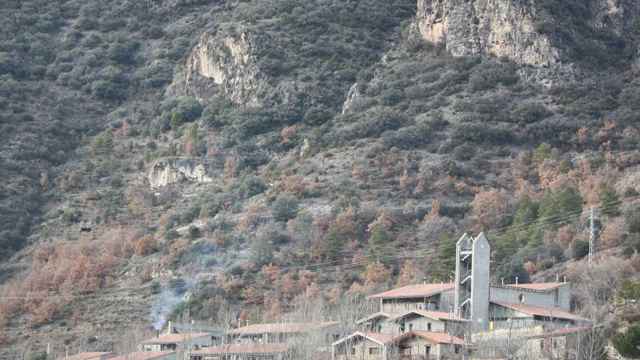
[589,207,596,264]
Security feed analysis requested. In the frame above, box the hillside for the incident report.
[1,0,640,358]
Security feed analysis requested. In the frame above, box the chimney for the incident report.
[556,274,560,282]
[515,277,519,285]
[167,321,173,335]
[563,276,567,283]
[501,278,504,286]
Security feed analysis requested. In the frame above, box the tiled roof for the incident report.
[228,321,338,335]
[58,352,114,360]
[365,332,395,345]
[397,331,465,345]
[492,302,587,322]
[332,331,395,346]
[368,283,454,300]
[527,326,592,339]
[390,310,467,322]
[356,312,391,324]
[192,344,289,355]
[140,332,211,344]
[501,282,567,292]
[109,352,175,360]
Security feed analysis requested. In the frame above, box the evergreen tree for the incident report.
[612,324,640,358]
[431,234,456,281]
[599,184,620,216]
[368,224,391,264]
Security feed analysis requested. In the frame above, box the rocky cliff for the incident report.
[416,0,640,67]
[148,159,214,188]
[183,27,264,106]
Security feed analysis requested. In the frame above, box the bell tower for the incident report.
[454,232,490,332]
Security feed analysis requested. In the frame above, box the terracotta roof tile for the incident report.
[402,331,465,345]
[140,333,211,344]
[364,332,395,345]
[390,310,467,322]
[502,282,567,292]
[192,344,289,355]
[492,302,587,322]
[332,332,395,346]
[109,352,175,360]
[228,322,338,335]
[368,283,454,300]
[356,312,391,324]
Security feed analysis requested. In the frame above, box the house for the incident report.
[394,331,464,360]
[488,301,588,331]
[189,343,290,360]
[387,310,468,337]
[226,322,340,345]
[356,312,391,333]
[332,332,395,360]
[471,326,592,360]
[139,332,212,352]
[58,352,116,360]
[109,352,176,360]
[368,283,455,315]
[490,282,571,311]
[331,331,464,360]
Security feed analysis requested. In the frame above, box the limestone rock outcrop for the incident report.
[184,28,263,106]
[416,0,640,67]
[148,159,213,188]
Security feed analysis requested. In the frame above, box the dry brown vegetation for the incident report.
[0,227,143,326]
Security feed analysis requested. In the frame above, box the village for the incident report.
[59,233,594,360]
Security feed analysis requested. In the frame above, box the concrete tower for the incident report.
[454,232,490,332]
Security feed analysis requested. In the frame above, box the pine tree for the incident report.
[431,234,456,282]
[368,224,391,264]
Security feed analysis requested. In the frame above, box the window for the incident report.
[455,345,460,354]
[540,340,544,350]
[427,323,432,331]
[409,324,413,331]
[369,348,380,355]
[425,346,431,355]
[400,322,405,333]
[351,347,356,355]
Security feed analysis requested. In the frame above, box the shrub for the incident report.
[511,102,552,124]
[612,324,640,358]
[168,97,203,128]
[91,131,114,156]
[108,40,139,65]
[271,194,300,222]
[452,123,513,145]
[237,175,267,198]
[469,60,519,92]
[91,80,125,100]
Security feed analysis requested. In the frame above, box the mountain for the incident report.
[1,0,640,357]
